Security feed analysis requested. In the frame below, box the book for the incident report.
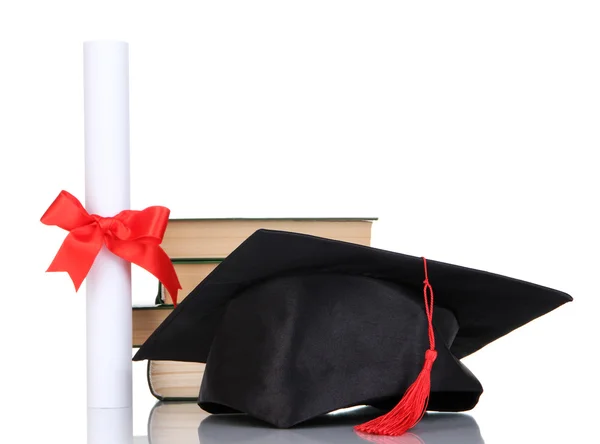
[147,360,205,401]
[132,306,174,347]
[161,218,376,259]
[151,218,375,304]
[156,260,221,305]
[147,402,210,444]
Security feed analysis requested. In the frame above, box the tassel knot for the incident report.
[423,350,437,371]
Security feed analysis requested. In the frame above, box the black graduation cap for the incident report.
[133,229,572,436]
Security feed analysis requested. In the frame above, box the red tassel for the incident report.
[354,349,437,436]
[354,257,437,437]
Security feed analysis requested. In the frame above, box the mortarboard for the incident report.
[133,229,572,436]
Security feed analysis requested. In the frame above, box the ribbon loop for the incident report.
[42,190,182,305]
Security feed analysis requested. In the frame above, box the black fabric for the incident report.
[133,229,572,428]
[197,273,481,427]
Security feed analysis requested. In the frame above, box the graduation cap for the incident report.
[133,229,572,436]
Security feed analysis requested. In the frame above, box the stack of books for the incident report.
[132,217,376,400]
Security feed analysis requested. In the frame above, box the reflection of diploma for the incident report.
[87,407,132,444]
[83,40,132,409]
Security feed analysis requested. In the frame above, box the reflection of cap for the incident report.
[197,409,485,444]
[134,229,572,435]
[356,413,484,444]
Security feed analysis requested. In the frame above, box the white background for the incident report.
[1,1,598,443]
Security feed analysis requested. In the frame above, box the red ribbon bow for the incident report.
[41,190,182,306]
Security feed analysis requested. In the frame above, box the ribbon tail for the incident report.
[46,229,103,291]
[109,240,182,306]
[154,248,182,307]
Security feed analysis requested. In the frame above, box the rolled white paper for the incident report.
[84,40,132,409]
[87,407,132,444]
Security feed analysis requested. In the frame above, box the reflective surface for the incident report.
[88,407,133,444]
[134,402,485,444]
